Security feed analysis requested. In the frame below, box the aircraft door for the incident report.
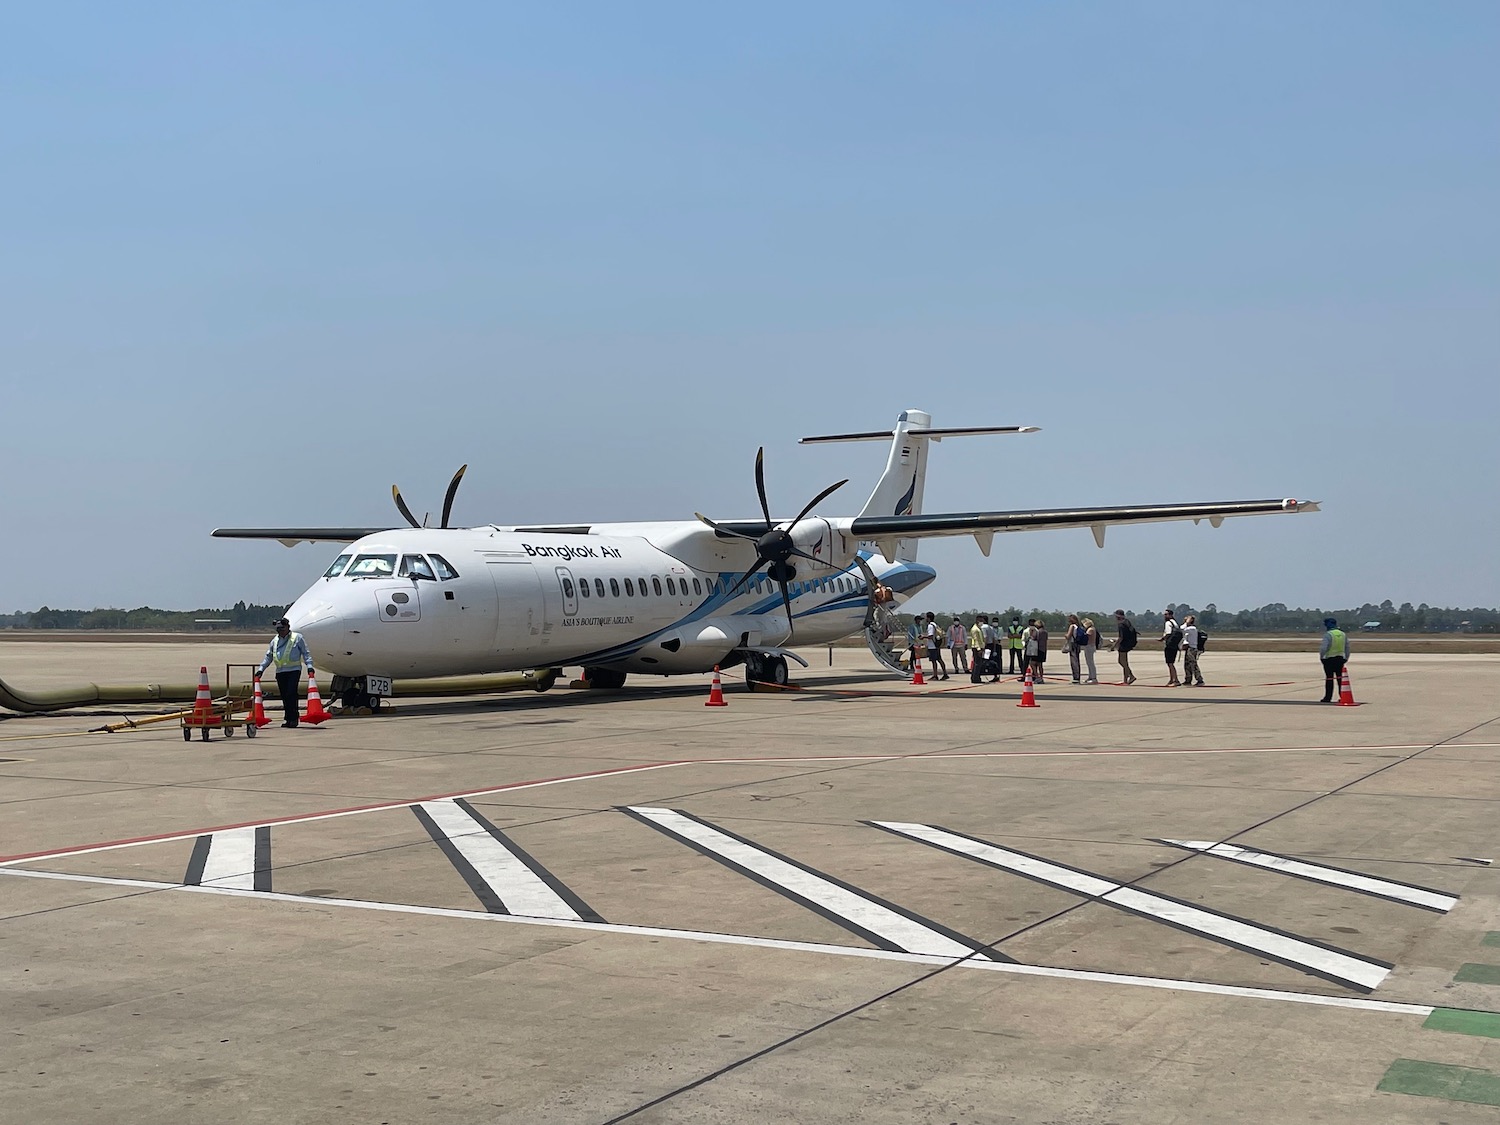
[489,561,547,657]
[555,567,578,617]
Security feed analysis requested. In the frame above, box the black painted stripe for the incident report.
[184,835,211,886]
[453,798,605,923]
[411,804,508,914]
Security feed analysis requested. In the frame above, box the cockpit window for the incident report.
[399,554,436,581]
[429,553,460,580]
[347,554,397,578]
[323,554,351,578]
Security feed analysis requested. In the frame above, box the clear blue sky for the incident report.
[2,3,1496,616]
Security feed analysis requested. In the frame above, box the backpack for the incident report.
[1118,620,1137,652]
[1197,630,1209,651]
[1074,624,1088,648]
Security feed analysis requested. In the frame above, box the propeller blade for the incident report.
[753,447,772,529]
[726,558,769,598]
[788,478,849,530]
[695,513,759,540]
[440,464,468,529]
[778,578,795,640]
[392,485,421,529]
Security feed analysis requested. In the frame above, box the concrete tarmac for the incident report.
[3,642,1499,1124]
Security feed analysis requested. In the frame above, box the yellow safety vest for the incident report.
[1326,629,1347,658]
[269,631,307,671]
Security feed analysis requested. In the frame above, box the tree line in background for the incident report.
[0,602,288,631]
[0,599,1496,633]
[898,601,1500,635]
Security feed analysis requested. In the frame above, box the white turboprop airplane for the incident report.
[214,410,1318,710]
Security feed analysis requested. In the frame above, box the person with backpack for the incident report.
[1065,613,1086,684]
[1161,607,1183,686]
[1114,610,1138,684]
[1082,617,1101,684]
[1181,613,1206,686]
[924,611,949,680]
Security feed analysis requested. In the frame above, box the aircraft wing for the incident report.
[211,527,390,546]
[843,498,1319,559]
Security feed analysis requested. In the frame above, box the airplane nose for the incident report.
[290,602,342,662]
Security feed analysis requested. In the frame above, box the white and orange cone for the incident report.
[911,652,926,686]
[190,665,218,725]
[301,671,331,725]
[1017,667,1039,708]
[1337,666,1358,707]
[705,665,728,707]
[250,676,270,727]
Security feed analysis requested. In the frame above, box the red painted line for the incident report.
[0,760,685,866]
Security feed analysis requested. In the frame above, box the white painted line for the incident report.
[0,867,1436,1017]
[873,823,1392,992]
[1160,839,1458,912]
[416,799,583,921]
[195,828,257,890]
[1,745,1444,869]
[625,806,984,959]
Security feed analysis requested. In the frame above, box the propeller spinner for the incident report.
[392,465,468,529]
[696,448,848,639]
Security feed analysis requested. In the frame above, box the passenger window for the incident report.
[666,576,676,595]
[624,578,635,596]
[594,578,606,598]
[652,577,663,596]
[430,553,460,580]
[693,577,702,595]
[639,577,648,596]
[323,554,351,578]
[347,554,397,577]
[562,577,575,598]
[579,577,591,598]
[610,578,620,597]
[399,554,436,581]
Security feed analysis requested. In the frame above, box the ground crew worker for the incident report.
[947,617,970,674]
[1319,616,1349,703]
[1007,617,1024,675]
[259,616,314,727]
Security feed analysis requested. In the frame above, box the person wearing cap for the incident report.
[258,617,314,727]
[1319,617,1350,703]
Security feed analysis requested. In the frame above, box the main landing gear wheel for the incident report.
[582,667,627,690]
[745,654,789,691]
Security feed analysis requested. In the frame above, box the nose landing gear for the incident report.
[330,674,384,714]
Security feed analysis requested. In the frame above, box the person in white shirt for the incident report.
[1161,608,1183,686]
[1181,614,1205,686]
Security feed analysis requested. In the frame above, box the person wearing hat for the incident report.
[258,617,314,727]
[1319,617,1350,703]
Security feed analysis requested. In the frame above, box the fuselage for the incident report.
[287,526,934,679]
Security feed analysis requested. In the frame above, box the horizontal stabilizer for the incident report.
[212,527,389,546]
[801,425,1038,444]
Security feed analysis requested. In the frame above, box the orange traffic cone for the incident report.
[911,652,926,686]
[1336,666,1358,707]
[191,666,217,723]
[705,665,728,707]
[250,676,270,727]
[1017,667,1039,708]
[301,671,331,725]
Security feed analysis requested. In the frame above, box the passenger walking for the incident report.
[1114,610,1138,684]
[925,612,949,680]
[1007,617,1025,675]
[1021,620,1036,681]
[1319,616,1349,702]
[980,616,1002,682]
[1082,617,1101,683]
[1181,614,1206,686]
[948,617,970,674]
[1031,619,1049,683]
[1065,613,1085,684]
[1161,608,1183,686]
[258,616,314,727]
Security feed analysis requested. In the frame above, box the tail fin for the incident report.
[799,412,1039,562]
[800,409,932,560]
